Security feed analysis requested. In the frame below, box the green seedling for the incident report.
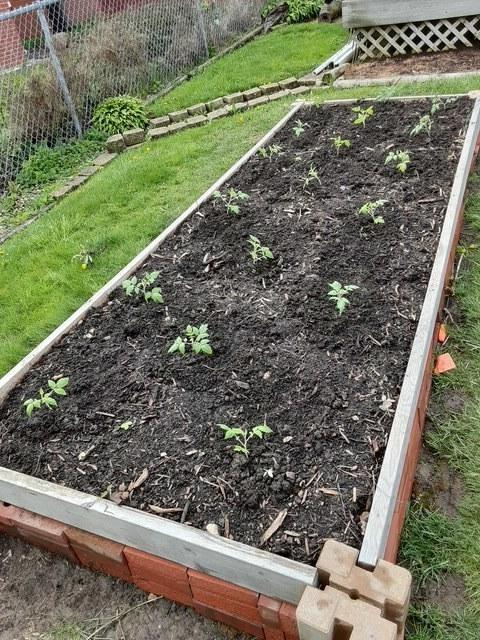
[258,144,282,160]
[218,420,272,458]
[358,199,387,225]
[122,271,163,303]
[24,377,69,417]
[328,281,359,315]
[331,136,351,155]
[72,247,93,270]
[385,150,411,174]
[431,96,457,115]
[168,324,213,356]
[303,164,320,188]
[292,119,306,137]
[352,106,374,127]
[410,114,433,136]
[248,235,273,263]
[114,420,134,432]
[213,188,249,215]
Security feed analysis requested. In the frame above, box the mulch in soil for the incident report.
[0,98,474,564]
[345,46,480,80]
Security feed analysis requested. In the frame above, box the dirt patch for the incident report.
[345,47,480,80]
[0,99,473,564]
[414,446,464,519]
[0,536,244,640]
[422,573,467,613]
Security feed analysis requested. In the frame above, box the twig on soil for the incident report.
[260,509,288,545]
[84,597,161,640]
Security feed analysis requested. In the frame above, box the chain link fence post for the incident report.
[194,0,209,59]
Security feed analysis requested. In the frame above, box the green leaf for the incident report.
[54,388,67,396]
[200,343,213,355]
[234,444,248,456]
[48,380,56,390]
[57,377,69,388]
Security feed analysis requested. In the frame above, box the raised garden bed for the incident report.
[0,96,479,637]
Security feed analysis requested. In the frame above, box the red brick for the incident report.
[0,503,17,537]
[125,547,193,606]
[193,600,264,639]
[66,527,132,582]
[264,626,286,640]
[279,603,299,640]
[259,595,282,627]
[6,506,78,562]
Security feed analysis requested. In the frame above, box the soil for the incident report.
[414,445,464,519]
[344,47,480,80]
[0,99,473,565]
[0,535,244,640]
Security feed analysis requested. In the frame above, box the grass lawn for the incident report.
[148,22,347,117]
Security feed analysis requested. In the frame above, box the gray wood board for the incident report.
[358,97,480,568]
[343,0,480,28]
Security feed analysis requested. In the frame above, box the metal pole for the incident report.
[194,0,209,59]
[36,7,82,137]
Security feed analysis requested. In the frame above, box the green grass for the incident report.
[398,173,480,639]
[43,623,85,640]
[149,22,347,116]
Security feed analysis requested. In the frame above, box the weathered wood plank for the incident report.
[358,98,480,568]
[0,467,317,603]
[343,0,480,28]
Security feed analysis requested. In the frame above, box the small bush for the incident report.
[92,95,148,136]
[262,0,324,23]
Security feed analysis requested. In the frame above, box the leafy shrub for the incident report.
[261,0,324,23]
[92,96,148,136]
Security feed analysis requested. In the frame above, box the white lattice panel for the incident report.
[352,15,480,60]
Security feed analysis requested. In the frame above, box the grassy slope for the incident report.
[148,22,347,117]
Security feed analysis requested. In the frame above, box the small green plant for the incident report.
[213,188,249,215]
[385,150,411,174]
[431,96,457,115]
[168,324,213,356]
[292,119,306,137]
[331,136,351,155]
[122,271,164,303]
[218,420,272,458]
[24,377,69,417]
[328,281,359,315]
[258,144,282,160]
[261,0,323,23]
[248,235,274,263]
[92,95,148,136]
[303,164,320,188]
[72,247,93,270]
[410,114,433,136]
[352,106,374,127]
[358,199,387,225]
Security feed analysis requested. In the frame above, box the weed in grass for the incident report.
[411,114,433,137]
[327,281,358,315]
[385,150,411,174]
[352,105,374,127]
[122,271,164,303]
[169,324,213,356]
[72,247,94,270]
[358,199,387,225]
[248,235,273,263]
[331,135,351,155]
[218,420,272,458]
[213,188,249,215]
[24,377,69,416]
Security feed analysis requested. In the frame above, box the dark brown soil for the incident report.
[345,47,480,80]
[0,99,473,564]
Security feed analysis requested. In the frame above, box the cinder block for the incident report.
[78,166,99,177]
[207,106,231,121]
[150,115,171,128]
[299,75,317,87]
[268,90,291,102]
[125,547,193,606]
[52,184,75,200]
[297,586,397,640]
[184,114,208,129]
[193,600,264,639]
[279,603,299,640]
[316,540,411,637]
[243,87,262,100]
[168,122,188,134]
[247,96,270,109]
[93,152,117,167]
[279,77,299,90]
[169,109,188,122]
[233,102,248,112]
[148,126,169,140]
[260,82,280,95]
[206,97,225,112]
[7,506,78,563]
[259,595,282,627]
[187,103,207,115]
[69,175,89,189]
[123,128,145,146]
[106,134,125,153]
[290,86,310,96]
[223,92,245,105]
[66,527,132,582]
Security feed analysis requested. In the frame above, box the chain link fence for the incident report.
[0,0,266,193]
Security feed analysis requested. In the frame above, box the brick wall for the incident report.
[0,1,25,70]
